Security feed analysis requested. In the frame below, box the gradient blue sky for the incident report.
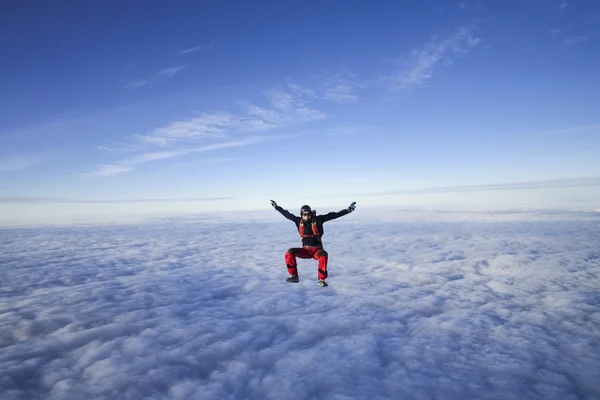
[1,0,600,220]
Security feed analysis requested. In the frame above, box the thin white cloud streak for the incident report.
[323,176,600,197]
[88,135,289,176]
[317,69,362,103]
[391,27,481,89]
[125,79,150,88]
[324,84,359,103]
[157,65,186,78]
[266,90,327,121]
[133,89,322,149]
[128,150,184,164]
[126,65,187,88]
[177,40,216,55]
[286,83,317,98]
[562,36,588,45]
[94,85,322,175]
[1,210,599,399]
[98,81,326,176]
[89,165,134,176]
[139,112,277,146]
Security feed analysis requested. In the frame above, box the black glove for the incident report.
[347,201,356,212]
[270,199,278,208]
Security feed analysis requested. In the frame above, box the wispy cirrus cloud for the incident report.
[95,83,326,175]
[326,177,600,197]
[562,35,588,45]
[126,79,151,89]
[550,2,595,45]
[391,27,481,89]
[265,88,327,121]
[299,68,363,104]
[126,64,187,88]
[88,136,288,176]
[241,85,327,125]
[137,112,278,147]
[90,165,134,176]
[177,40,216,55]
[549,27,588,45]
[321,69,362,103]
[157,65,186,78]
[324,83,360,103]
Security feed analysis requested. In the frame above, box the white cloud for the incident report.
[313,69,363,103]
[391,27,482,89]
[97,146,120,152]
[266,90,325,120]
[246,104,282,124]
[243,88,327,126]
[325,176,600,198]
[128,150,184,164]
[286,82,317,98]
[90,165,134,176]
[126,65,187,89]
[562,36,588,45]
[96,84,324,175]
[1,210,599,399]
[177,40,216,55]
[125,79,149,88]
[157,65,187,78]
[88,136,285,176]
[139,112,278,146]
[324,84,359,103]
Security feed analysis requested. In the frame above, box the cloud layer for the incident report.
[1,209,599,399]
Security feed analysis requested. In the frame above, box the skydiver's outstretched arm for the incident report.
[270,200,299,222]
[318,202,357,223]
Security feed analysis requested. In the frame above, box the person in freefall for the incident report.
[270,200,356,287]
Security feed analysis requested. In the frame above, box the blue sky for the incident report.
[1,0,600,219]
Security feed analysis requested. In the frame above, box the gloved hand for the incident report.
[270,200,278,208]
[347,201,356,212]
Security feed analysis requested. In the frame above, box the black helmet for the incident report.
[300,205,312,214]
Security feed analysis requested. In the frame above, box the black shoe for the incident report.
[318,280,328,287]
[286,275,299,283]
